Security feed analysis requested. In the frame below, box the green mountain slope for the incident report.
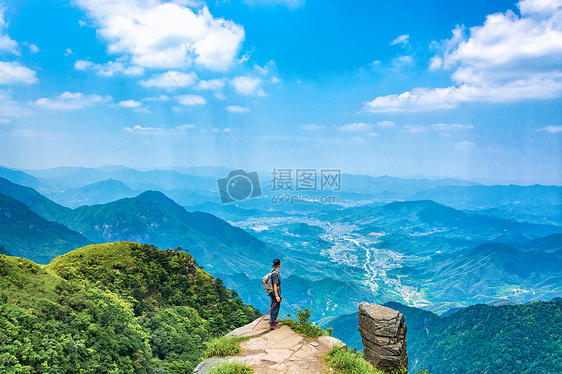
[517,233,562,252]
[0,193,91,264]
[63,191,281,275]
[326,300,562,374]
[0,167,47,190]
[0,242,261,373]
[0,244,9,256]
[0,176,71,222]
[26,166,218,191]
[388,243,562,308]
[410,185,562,225]
[58,179,138,208]
[316,200,562,257]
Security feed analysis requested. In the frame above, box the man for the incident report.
[269,258,282,329]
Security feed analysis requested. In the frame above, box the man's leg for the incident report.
[269,294,280,326]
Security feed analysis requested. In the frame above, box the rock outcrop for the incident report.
[358,302,408,372]
[194,317,346,374]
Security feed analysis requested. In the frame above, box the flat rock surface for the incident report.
[195,317,346,374]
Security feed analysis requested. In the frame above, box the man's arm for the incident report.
[273,283,281,302]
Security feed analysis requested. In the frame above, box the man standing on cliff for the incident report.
[269,258,282,329]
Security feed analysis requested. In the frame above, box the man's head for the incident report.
[272,258,281,269]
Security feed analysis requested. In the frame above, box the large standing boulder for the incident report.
[358,302,408,372]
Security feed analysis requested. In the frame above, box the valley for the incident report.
[0,166,561,321]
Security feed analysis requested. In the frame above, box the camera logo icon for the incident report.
[217,169,262,204]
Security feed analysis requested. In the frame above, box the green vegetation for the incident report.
[387,300,562,374]
[204,336,248,358]
[207,362,255,374]
[325,345,429,374]
[0,193,91,264]
[284,306,333,338]
[0,242,261,373]
[325,344,386,374]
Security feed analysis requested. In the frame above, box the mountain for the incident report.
[0,193,91,264]
[53,179,138,208]
[0,242,261,373]
[0,166,47,190]
[316,200,562,256]
[387,243,562,309]
[410,185,562,225]
[186,201,291,221]
[26,166,219,191]
[410,184,562,209]
[516,233,562,252]
[0,176,71,222]
[0,244,9,256]
[340,174,478,199]
[326,300,562,374]
[62,191,281,275]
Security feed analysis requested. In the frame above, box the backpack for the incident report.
[262,270,279,294]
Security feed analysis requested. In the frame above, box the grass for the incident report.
[325,345,429,374]
[204,336,249,358]
[283,306,333,338]
[0,254,61,308]
[324,344,387,374]
[207,362,254,374]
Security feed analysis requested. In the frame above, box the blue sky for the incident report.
[0,0,561,184]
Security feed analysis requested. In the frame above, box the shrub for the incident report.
[325,344,385,374]
[208,361,254,374]
[284,306,332,338]
[204,336,248,358]
[325,345,429,374]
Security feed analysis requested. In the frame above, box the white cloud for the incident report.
[197,78,225,90]
[123,123,196,134]
[405,125,427,134]
[212,127,231,132]
[393,55,414,66]
[0,89,30,116]
[431,123,473,130]
[301,123,324,130]
[74,59,144,76]
[177,123,195,129]
[65,48,73,56]
[141,71,197,88]
[176,94,206,106]
[455,140,476,150]
[376,120,395,127]
[24,42,39,53]
[0,118,10,124]
[226,105,250,113]
[0,7,17,54]
[368,0,562,112]
[429,55,442,70]
[230,75,265,96]
[0,61,38,84]
[404,123,473,133]
[340,121,395,132]
[390,34,409,46]
[75,0,245,71]
[119,99,142,108]
[143,95,170,101]
[537,125,562,133]
[34,91,112,110]
[341,122,370,131]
